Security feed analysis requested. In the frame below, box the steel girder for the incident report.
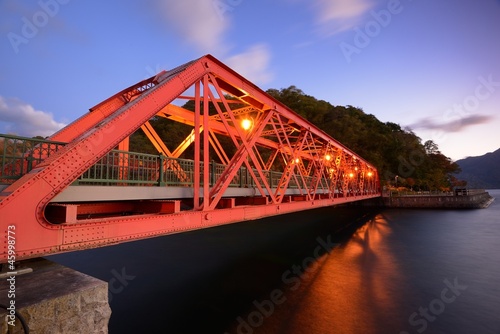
[0,55,380,262]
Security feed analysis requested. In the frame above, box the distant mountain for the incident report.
[456,148,500,189]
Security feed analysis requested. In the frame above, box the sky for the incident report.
[0,0,499,161]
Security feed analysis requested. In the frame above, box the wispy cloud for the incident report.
[0,0,79,54]
[152,0,273,84]
[313,0,375,35]
[226,44,273,84]
[155,0,228,53]
[408,114,494,133]
[0,96,66,137]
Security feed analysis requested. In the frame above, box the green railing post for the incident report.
[211,160,216,186]
[158,155,165,186]
[26,155,34,174]
[241,167,244,187]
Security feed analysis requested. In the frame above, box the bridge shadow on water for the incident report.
[47,205,380,334]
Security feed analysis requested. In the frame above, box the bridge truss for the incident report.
[0,55,380,262]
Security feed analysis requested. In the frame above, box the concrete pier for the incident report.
[0,258,111,334]
[382,190,494,209]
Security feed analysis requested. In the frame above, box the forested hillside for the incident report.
[130,86,463,190]
[266,86,463,190]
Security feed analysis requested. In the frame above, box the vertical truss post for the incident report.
[202,75,210,210]
[118,137,129,181]
[331,151,343,198]
[194,80,201,209]
[359,168,365,195]
[206,74,276,204]
[208,109,275,210]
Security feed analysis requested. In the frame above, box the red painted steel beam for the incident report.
[0,55,380,262]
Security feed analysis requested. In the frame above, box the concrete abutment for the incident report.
[0,258,111,333]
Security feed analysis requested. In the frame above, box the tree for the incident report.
[424,140,440,155]
[266,86,465,190]
[126,84,466,190]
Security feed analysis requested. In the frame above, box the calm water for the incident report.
[48,190,500,334]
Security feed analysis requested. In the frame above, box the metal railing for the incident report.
[383,189,487,197]
[77,150,161,186]
[0,134,66,181]
[0,134,377,194]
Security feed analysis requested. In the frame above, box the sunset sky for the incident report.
[1,0,499,161]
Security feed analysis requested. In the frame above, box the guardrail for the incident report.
[0,134,66,181]
[0,134,328,189]
[384,189,487,197]
[74,150,324,188]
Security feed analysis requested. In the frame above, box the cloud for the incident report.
[152,0,273,85]
[155,0,228,53]
[226,45,273,84]
[408,114,494,133]
[313,0,375,35]
[0,96,66,137]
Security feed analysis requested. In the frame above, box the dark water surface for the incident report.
[48,190,500,334]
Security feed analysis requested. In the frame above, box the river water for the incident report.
[48,190,500,334]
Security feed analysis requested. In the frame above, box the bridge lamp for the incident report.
[349,172,354,178]
[367,171,373,177]
[324,154,332,162]
[241,118,253,131]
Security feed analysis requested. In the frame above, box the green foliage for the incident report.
[129,101,237,162]
[129,85,463,191]
[129,116,194,156]
[268,86,463,190]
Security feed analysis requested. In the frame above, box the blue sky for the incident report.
[0,0,499,161]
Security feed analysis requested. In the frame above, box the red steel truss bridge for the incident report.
[0,55,380,262]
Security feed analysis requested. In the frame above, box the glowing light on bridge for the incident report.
[241,118,253,131]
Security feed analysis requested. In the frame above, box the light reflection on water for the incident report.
[243,213,409,334]
[237,190,500,334]
[48,191,500,334]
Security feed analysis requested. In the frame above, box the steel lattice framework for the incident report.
[0,55,380,262]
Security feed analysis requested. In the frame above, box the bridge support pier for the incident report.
[0,258,111,333]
